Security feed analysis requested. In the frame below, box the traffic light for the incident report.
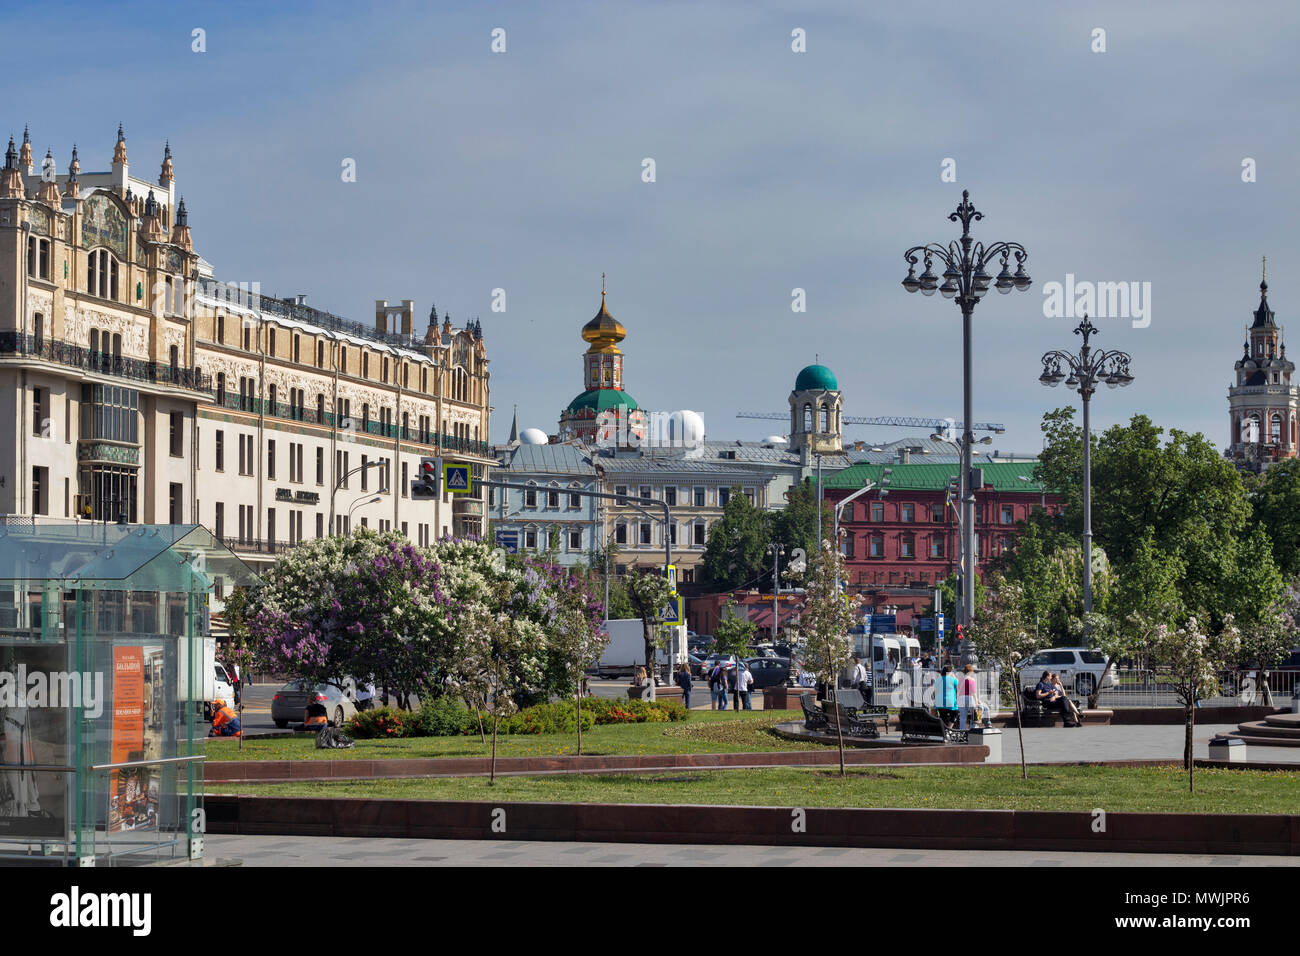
[412,456,441,499]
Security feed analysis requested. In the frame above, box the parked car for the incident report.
[688,636,716,656]
[686,654,710,678]
[1019,647,1116,698]
[747,645,782,659]
[203,663,236,720]
[699,653,737,676]
[271,679,361,729]
[744,657,792,689]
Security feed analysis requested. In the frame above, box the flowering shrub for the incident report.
[345,707,425,738]
[342,698,685,738]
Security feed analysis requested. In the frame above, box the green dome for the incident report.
[565,388,640,415]
[795,364,838,392]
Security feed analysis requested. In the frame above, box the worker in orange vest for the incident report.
[209,699,242,737]
[303,701,329,732]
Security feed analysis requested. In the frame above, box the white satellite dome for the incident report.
[668,409,705,446]
[764,435,788,445]
[520,427,548,445]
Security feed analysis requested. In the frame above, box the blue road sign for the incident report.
[495,530,519,554]
[659,596,684,625]
[444,462,472,495]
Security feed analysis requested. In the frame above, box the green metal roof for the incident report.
[795,364,838,392]
[564,388,640,415]
[822,460,1048,492]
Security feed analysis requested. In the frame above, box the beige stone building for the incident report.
[0,126,491,568]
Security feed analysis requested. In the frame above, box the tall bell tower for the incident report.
[1228,260,1299,470]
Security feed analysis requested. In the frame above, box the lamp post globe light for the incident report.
[903,191,1031,663]
[1038,314,1134,620]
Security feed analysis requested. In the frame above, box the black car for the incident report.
[744,657,792,689]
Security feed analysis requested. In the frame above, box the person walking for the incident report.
[851,656,871,705]
[958,663,983,731]
[676,662,693,709]
[738,662,754,710]
[710,663,727,710]
[937,664,959,725]
[727,662,741,711]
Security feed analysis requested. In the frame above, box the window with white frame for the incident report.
[525,483,537,508]
[693,486,706,507]
[567,530,581,550]
[639,522,651,545]
[693,522,706,546]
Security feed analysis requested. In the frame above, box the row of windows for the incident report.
[210,316,480,400]
[210,502,428,547]
[844,532,1013,559]
[851,500,1027,525]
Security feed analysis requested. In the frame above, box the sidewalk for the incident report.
[993,722,1300,765]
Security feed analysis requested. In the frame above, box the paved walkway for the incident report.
[203,834,1299,867]
[991,722,1300,765]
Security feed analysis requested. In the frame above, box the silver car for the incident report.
[271,679,361,729]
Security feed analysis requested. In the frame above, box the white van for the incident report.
[852,633,906,689]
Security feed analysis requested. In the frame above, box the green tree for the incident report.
[788,542,856,776]
[1249,458,1300,578]
[700,488,772,590]
[966,574,1038,779]
[1035,409,1259,625]
[1081,533,1185,707]
[771,479,833,560]
[623,567,675,681]
[714,600,756,657]
[1149,615,1241,789]
[1237,581,1299,706]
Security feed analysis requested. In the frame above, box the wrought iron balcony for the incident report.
[0,332,212,394]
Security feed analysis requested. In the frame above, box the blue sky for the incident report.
[9,1,1298,453]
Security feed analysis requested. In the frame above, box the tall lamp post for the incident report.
[930,431,991,628]
[1038,315,1134,618]
[767,543,785,643]
[903,190,1033,659]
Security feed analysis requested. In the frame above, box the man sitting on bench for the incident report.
[1034,670,1080,727]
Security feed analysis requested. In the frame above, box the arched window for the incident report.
[803,404,812,431]
[820,404,829,432]
[1271,414,1282,443]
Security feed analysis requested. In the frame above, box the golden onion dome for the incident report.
[581,291,626,346]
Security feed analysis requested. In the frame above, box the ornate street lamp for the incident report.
[903,190,1032,661]
[1039,314,1134,619]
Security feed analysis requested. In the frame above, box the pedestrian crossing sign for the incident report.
[443,462,472,495]
[659,596,684,625]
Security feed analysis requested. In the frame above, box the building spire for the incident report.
[509,404,519,443]
[113,123,127,165]
[159,140,174,185]
[19,125,32,171]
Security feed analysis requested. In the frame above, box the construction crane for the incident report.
[736,412,1005,434]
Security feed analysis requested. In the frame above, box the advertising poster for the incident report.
[108,646,159,834]
[0,645,76,839]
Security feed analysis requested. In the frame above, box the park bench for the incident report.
[898,706,968,744]
[800,693,828,731]
[822,702,881,739]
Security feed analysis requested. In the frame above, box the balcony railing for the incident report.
[196,278,422,349]
[0,333,212,394]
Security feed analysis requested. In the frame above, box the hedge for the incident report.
[345,696,688,739]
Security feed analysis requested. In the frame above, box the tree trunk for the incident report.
[490,712,499,786]
[1090,656,1116,710]
[1011,671,1027,780]
[830,677,846,778]
[1187,681,1195,794]
[474,705,486,744]
[1261,669,1274,707]
[643,617,655,689]
[576,687,583,756]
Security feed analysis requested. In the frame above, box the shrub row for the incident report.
[345,696,688,739]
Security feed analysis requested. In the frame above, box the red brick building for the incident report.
[823,461,1060,627]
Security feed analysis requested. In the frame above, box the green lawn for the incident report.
[203,710,813,761]
[208,764,1300,815]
